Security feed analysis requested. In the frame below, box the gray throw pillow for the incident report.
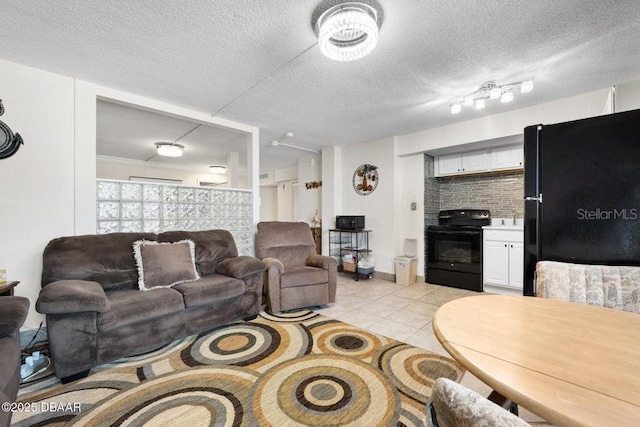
[133,240,200,291]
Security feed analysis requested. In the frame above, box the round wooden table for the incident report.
[433,294,640,427]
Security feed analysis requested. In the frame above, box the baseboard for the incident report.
[373,271,395,282]
[341,270,423,284]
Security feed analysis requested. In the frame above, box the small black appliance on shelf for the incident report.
[336,215,365,230]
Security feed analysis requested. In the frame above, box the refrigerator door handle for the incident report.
[524,193,543,203]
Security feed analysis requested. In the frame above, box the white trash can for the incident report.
[395,256,418,286]
[395,238,418,286]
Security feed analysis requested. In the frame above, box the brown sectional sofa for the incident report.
[36,230,265,383]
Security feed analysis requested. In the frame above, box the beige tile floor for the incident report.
[314,274,544,424]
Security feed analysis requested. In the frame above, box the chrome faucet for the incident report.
[512,210,517,225]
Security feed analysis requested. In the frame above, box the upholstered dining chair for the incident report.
[535,260,640,313]
[427,378,553,427]
[256,221,337,312]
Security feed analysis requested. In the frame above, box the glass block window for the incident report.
[96,179,254,255]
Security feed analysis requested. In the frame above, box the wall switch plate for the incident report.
[410,201,417,210]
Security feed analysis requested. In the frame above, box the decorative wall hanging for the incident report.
[352,164,378,195]
[311,210,322,227]
[305,180,322,189]
[0,99,24,160]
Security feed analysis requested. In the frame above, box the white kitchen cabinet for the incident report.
[490,144,523,170]
[461,150,488,173]
[437,153,462,175]
[434,145,521,176]
[483,228,524,293]
[508,242,524,289]
[484,241,509,286]
[436,150,487,176]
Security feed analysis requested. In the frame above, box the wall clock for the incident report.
[352,164,378,196]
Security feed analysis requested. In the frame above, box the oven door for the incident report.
[427,229,482,274]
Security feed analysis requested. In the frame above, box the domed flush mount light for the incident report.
[313,1,383,62]
[155,142,184,157]
[209,165,227,174]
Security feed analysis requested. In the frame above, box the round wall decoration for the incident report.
[0,99,24,160]
[352,164,378,196]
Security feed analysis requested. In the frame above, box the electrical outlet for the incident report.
[410,201,417,210]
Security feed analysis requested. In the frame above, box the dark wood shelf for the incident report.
[0,281,19,297]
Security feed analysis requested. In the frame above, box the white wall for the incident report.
[616,80,640,112]
[297,154,322,225]
[259,187,278,221]
[0,59,76,328]
[273,166,297,182]
[277,181,294,221]
[321,146,342,255]
[396,153,425,276]
[340,136,397,274]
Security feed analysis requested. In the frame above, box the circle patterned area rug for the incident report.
[14,310,464,426]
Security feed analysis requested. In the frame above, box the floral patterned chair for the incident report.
[427,378,531,427]
[427,378,553,427]
[535,260,640,313]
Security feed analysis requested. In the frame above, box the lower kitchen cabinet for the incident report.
[483,228,524,293]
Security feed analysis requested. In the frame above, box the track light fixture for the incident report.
[450,79,534,114]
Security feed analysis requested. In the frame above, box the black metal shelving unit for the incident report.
[329,229,372,281]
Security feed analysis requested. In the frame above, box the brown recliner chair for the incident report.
[257,221,337,312]
[0,296,29,427]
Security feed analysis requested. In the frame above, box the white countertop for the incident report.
[483,218,524,231]
[482,225,524,231]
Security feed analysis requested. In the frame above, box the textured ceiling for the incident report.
[2,0,640,172]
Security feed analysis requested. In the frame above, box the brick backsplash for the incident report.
[423,155,440,226]
[423,155,440,277]
[438,171,524,218]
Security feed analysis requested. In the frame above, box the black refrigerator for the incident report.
[523,109,640,296]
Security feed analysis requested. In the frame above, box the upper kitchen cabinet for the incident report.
[437,150,488,176]
[490,144,523,170]
[434,144,523,177]
[437,153,461,175]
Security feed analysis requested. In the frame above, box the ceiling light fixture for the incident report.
[450,79,534,114]
[209,165,227,174]
[155,142,184,157]
[314,1,383,62]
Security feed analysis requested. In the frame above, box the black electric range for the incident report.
[426,209,490,292]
